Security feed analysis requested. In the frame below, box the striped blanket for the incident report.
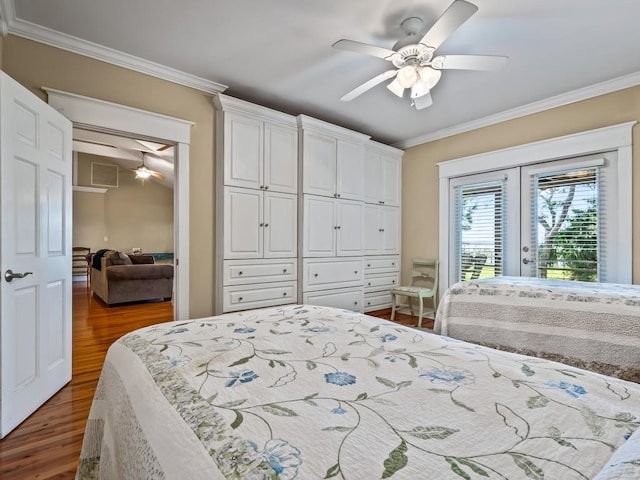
[434,277,640,382]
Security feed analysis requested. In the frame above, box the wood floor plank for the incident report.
[0,285,431,479]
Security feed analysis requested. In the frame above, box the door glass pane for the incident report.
[455,181,505,281]
[531,167,599,281]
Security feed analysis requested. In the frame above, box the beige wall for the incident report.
[402,85,640,286]
[73,153,174,254]
[2,34,216,318]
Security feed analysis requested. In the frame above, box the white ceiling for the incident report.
[5,0,640,147]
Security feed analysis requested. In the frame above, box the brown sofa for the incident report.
[91,251,174,306]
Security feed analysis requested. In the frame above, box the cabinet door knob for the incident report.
[354,301,358,305]
[379,200,383,204]
[337,193,341,198]
[259,223,264,227]
[334,226,338,230]
[337,225,341,230]
[334,193,338,198]
[260,185,264,189]
[314,273,318,277]
[381,229,385,232]
[379,228,383,232]
[264,223,269,227]
[264,185,269,190]
[381,201,385,205]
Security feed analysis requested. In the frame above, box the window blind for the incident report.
[530,167,601,282]
[454,180,506,282]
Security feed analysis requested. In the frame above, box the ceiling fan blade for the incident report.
[419,0,478,50]
[332,39,396,61]
[150,171,166,180]
[432,54,508,71]
[413,92,433,110]
[341,70,398,102]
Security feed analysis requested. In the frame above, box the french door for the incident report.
[449,151,619,285]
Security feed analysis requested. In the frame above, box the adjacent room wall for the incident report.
[73,153,174,255]
[2,34,216,318]
[402,85,640,286]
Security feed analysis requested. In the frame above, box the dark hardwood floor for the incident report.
[0,284,431,479]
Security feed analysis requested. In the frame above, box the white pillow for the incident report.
[593,429,640,480]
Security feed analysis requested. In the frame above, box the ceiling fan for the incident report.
[332,0,508,109]
[131,154,165,180]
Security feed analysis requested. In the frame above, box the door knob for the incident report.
[5,270,33,283]
[522,258,530,265]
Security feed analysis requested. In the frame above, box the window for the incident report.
[439,122,633,291]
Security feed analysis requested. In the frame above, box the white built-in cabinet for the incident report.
[363,142,403,312]
[214,96,402,315]
[214,95,299,314]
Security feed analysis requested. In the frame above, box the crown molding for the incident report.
[397,70,640,149]
[1,2,227,95]
[213,93,297,128]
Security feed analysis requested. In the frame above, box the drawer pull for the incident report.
[392,262,395,266]
[239,296,243,301]
[354,270,358,274]
[368,282,371,286]
[367,263,371,267]
[283,269,287,273]
[392,280,396,284]
[238,271,243,276]
[367,301,371,305]
[314,273,318,277]
[283,292,287,296]
[354,301,358,305]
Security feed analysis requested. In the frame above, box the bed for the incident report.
[77,304,640,479]
[434,277,640,383]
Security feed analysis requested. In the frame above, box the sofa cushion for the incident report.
[105,264,174,281]
[129,254,155,265]
[118,252,133,265]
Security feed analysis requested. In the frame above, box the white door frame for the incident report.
[43,88,192,320]
[438,121,635,293]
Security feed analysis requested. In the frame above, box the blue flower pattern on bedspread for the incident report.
[110,304,640,480]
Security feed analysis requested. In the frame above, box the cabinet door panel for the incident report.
[303,195,336,257]
[381,206,400,254]
[363,204,381,254]
[364,149,382,204]
[224,187,263,259]
[303,132,336,197]
[264,192,297,258]
[381,153,401,206]
[264,124,297,194]
[224,113,263,189]
[337,140,365,201]
[336,200,363,256]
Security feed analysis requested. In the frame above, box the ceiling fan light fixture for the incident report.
[396,65,418,88]
[419,66,442,89]
[386,77,405,97]
[410,81,430,99]
[135,167,152,179]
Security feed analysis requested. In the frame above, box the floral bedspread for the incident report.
[77,305,640,479]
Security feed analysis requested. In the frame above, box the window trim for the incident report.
[438,121,635,293]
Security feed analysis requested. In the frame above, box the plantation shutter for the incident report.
[529,163,602,282]
[454,180,506,282]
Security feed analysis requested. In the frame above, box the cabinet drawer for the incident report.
[364,255,399,273]
[303,258,363,291]
[364,292,392,312]
[303,286,363,313]
[223,259,297,285]
[364,272,399,291]
[223,282,297,312]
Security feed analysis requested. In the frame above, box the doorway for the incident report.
[438,122,634,292]
[45,88,192,320]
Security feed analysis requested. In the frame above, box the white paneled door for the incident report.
[0,72,73,438]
